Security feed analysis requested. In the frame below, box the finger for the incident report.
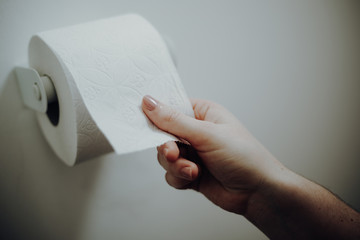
[158,141,179,163]
[142,95,212,145]
[157,149,168,170]
[166,158,200,181]
[157,143,200,181]
[165,172,192,190]
[157,141,180,171]
[190,98,239,124]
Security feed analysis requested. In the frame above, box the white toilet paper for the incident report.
[29,14,194,166]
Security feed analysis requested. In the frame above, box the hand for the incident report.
[142,95,286,214]
[142,95,360,239]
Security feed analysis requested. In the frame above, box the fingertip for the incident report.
[189,163,200,180]
[180,167,193,181]
[143,96,207,145]
[174,159,200,181]
[162,141,179,162]
[142,95,158,112]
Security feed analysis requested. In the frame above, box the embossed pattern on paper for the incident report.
[38,15,194,154]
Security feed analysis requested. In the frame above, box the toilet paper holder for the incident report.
[15,66,57,113]
[15,34,177,113]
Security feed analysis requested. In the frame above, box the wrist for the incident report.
[244,166,306,237]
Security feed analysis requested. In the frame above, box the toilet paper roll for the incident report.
[29,14,194,166]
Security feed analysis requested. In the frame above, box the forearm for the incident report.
[245,169,360,239]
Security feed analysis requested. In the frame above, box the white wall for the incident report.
[1,1,359,239]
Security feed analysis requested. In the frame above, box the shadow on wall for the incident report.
[0,70,115,239]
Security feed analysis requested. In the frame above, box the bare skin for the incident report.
[142,95,360,239]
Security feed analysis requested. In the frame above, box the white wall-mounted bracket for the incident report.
[15,67,57,113]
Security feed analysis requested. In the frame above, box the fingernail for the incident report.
[143,95,158,111]
[180,167,192,180]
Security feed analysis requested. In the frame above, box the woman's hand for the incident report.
[142,95,285,214]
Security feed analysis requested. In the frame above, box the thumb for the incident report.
[142,95,209,145]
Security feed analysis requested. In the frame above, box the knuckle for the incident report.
[165,109,181,124]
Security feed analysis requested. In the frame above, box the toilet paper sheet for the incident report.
[31,14,194,162]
